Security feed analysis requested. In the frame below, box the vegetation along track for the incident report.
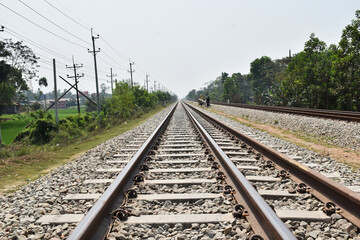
[35,102,360,239]
[212,102,360,123]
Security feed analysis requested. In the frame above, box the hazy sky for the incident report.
[0,0,359,98]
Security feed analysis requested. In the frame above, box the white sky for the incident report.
[0,0,359,98]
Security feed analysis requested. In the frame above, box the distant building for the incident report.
[0,103,20,114]
[80,91,89,97]
[49,100,66,108]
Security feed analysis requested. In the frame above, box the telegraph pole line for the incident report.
[153,80,157,92]
[66,56,83,114]
[145,73,150,92]
[88,28,101,113]
[106,68,117,95]
[128,60,135,89]
[0,26,4,32]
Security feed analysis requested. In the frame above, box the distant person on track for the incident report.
[206,96,210,108]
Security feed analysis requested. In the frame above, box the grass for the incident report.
[0,105,167,194]
[0,106,89,145]
[0,116,32,145]
[47,106,87,119]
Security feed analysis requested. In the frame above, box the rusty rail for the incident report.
[212,102,360,122]
[67,103,178,240]
[185,102,360,229]
[183,102,296,240]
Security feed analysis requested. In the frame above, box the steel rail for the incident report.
[182,102,296,240]
[67,103,178,240]
[185,102,360,229]
[212,102,360,122]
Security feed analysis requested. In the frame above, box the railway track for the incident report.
[35,102,360,239]
[212,102,360,123]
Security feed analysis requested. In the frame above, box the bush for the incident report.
[31,102,41,111]
[29,119,57,144]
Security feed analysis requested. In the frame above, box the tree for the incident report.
[186,89,197,101]
[249,56,276,104]
[333,10,360,111]
[0,39,39,114]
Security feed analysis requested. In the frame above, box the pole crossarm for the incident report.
[59,75,104,110]
[66,56,84,114]
[45,78,79,111]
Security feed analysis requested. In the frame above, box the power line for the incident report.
[100,37,128,62]
[43,0,90,31]
[0,19,96,69]
[0,2,87,49]
[53,0,92,30]
[3,27,71,62]
[101,49,127,70]
[18,0,90,46]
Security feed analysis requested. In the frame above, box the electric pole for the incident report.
[53,59,58,124]
[66,56,83,114]
[153,80,157,92]
[88,28,101,114]
[106,68,117,95]
[0,26,3,145]
[128,60,135,89]
[145,73,150,92]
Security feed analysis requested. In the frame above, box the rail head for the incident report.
[212,101,360,122]
[68,102,178,240]
[182,102,296,240]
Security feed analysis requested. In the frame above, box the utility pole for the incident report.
[145,73,150,92]
[128,60,135,89]
[53,59,58,124]
[0,26,4,145]
[153,80,157,92]
[66,56,83,114]
[88,28,101,114]
[106,68,117,95]
[289,49,292,58]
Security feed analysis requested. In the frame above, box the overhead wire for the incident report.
[53,0,92,30]
[43,0,90,31]
[100,50,128,70]
[2,27,71,62]
[100,37,128,62]
[0,2,87,49]
[18,0,91,46]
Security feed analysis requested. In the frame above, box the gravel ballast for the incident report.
[191,105,360,186]
[211,104,360,151]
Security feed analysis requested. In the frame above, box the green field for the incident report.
[0,106,87,145]
[0,116,32,145]
[47,106,86,119]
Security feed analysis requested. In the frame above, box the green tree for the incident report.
[186,89,197,101]
[333,10,360,111]
[0,39,39,114]
[249,56,276,104]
